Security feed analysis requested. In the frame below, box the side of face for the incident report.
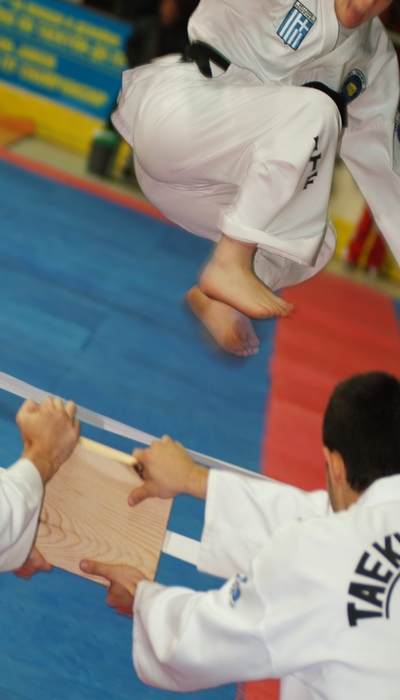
[323,446,361,511]
[334,0,394,28]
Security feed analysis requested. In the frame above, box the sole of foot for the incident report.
[186,286,261,357]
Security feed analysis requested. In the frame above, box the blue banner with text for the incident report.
[0,0,131,118]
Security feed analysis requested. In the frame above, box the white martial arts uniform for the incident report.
[0,459,43,571]
[112,0,400,290]
[133,470,400,700]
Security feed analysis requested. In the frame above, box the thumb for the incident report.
[80,559,115,582]
[128,483,152,507]
[22,398,40,413]
[16,399,39,424]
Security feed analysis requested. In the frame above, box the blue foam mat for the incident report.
[0,158,275,699]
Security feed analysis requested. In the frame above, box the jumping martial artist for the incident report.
[81,371,400,700]
[112,0,400,356]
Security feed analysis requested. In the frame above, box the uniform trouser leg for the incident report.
[132,62,341,288]
[280,675,313,700]
[253,223,337,291]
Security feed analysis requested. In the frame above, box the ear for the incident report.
[323,446,345,487]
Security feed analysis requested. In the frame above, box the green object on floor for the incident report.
[87,129,119,177]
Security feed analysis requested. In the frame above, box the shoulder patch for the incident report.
[229,573,248,607]
[340,69,367,104]
[277,1,316,50]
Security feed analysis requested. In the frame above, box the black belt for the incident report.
[182,41,231,77]
[182,42,347,128]
[303,81,348,128]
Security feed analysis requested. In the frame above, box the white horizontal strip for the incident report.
[162,531,200,566]
[0,369,269,565]
[0,370,267,479]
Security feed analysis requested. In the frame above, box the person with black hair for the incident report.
[81,371,400,700]
[323,371,400,496]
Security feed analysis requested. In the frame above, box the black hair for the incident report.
[322,372,400,492]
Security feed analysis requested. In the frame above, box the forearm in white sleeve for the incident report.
[197,470,329,579]
[0,459,43,571]
[133,572,275,692]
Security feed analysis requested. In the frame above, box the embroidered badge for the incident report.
[277,1,316,50]
[229,573,248,607]
[340,69,366,104]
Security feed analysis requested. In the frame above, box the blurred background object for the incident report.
[0,0,132,152]
[342,206,387,275]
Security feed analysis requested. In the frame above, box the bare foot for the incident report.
[187,286,260,357]
[200,235,293,319]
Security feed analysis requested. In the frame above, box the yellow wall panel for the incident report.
[0,79,102,154]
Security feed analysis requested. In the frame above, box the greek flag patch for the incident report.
[277,1,316,50]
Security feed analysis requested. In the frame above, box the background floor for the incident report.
[0,149,273,700]
[10,134,400,297]
[0,138,399,700]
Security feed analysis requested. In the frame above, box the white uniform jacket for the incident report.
[113,0,400,284]
[0,459,43,571]
[188,0,400,262]
[133,471,400,700]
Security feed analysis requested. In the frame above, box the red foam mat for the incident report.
[264,272,400,489]
[244,271,400,700]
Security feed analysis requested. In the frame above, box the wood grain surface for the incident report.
[37,442,172,585]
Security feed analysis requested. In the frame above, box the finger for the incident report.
[107,586,134,616]
[15,399,39,426]
[134,462,145,480]
[106,597,133,617]
[53,397,64,410]
[132,447,146,462]
[160,434,171,444]
[80,559,116,581]
[64,401,77,420]
[30,547,52,571]
[128,483,151,507]
[13,560,52,578]
[16,398,39,420]
[115,607,133,617]
[21,398,39,414]
[106,586,124,606]
[13,568,32,580]
[41,396,54,410]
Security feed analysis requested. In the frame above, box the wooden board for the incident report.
[36,441,172,585]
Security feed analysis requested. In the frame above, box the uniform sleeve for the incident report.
[197,470,330,579]
[340,25,400,264]
[133,571,276,691]
[0,458,43,571]
[133,516,334,692]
